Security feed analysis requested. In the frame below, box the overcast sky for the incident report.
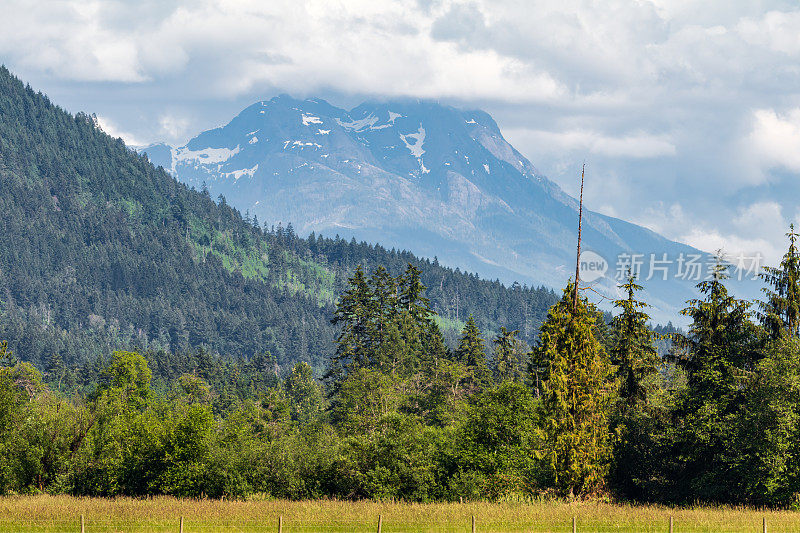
[3,0,800,265]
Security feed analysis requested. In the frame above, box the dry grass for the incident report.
[1,496,800,532]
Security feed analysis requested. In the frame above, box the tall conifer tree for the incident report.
[760,224,800,338]
[534,282,614,497]
[611,272,658,409]
[327,264,447,390]
[670,258,760,501]
[493,327,525,383]
[326,266,376,392]
[455,316,491,390]
[677,259,757,399]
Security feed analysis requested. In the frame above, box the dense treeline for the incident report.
[0,263,560,500]
[4,226,800,506]
[0,65,557,377]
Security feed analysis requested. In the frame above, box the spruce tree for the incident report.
[421,319,450,367]
[610,272,658,410]
[399,264,432,324]
[46,351,66,391]
[284,361,323,424]
[327,264,448,389]
[326,265,376,390]
[394,264,445,373]
[607,273,662,500]
[455,315,491,391]
[670,258,760,501]
[760,224,800,338]
[534,282,614,497]
[493,327,525,383]
[370,266,401,369]
[677,259,758,399]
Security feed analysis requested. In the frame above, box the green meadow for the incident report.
[2,496,799,533]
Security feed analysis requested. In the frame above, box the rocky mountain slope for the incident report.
[143,97,724,322]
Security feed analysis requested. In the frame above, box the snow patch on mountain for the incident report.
[283,140,322,150]
[226,164,259,180]
[400,126,428,174]
[400,126,426,157]
[337,114,379,132]
[171,145,241,172]
[302,113,322,126]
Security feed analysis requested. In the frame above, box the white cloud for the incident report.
[95,115,144,146]
[0,1,146,82]
[159,114,190,142]
[680,202,789,266]
[620,200,787,267]
[505,128,676,159]
[628,202,691,236]
[3,1,799,113]
[680,228,782,267]
[737,10,800,55]
[733,201,785,236]
[0,0,565,101]
[747,108,800,175]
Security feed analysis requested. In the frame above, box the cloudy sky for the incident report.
[3,0,800,264]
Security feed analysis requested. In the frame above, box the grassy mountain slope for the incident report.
[0,67,558,374]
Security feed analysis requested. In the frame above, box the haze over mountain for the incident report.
[142,96,730,323]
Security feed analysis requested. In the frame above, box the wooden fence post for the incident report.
[377,514,382,533]
[669,515,673,533]
[763,516,767,533]
[471,514,476,533]
[80,514,85,533]
[279,515,283,533]
[179,515,184,533]
[572,516,576,533]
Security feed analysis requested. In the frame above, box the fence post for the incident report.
[377,514,382,533]
[179,516,184,533]
[763,516,767,533]
[669,515,673,533]
[472,514,476,533]
[572,516,576,533]
[80,514,85,533]
[279,515,283,533]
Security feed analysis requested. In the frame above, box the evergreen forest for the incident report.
[3,67,798,506]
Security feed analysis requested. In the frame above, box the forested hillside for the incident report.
[6,68,800,507]
[0,67,557,380]
[4,243,800,506]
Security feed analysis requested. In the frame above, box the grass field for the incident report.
[1,496,800,533]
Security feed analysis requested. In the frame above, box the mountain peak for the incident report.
[139,95,713,323]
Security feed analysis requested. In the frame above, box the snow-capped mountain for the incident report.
[141,96,730,322]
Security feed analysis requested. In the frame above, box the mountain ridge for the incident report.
[0,66,561,375]
[142,95,716,322]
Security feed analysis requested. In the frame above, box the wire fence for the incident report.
[0,514,778,533]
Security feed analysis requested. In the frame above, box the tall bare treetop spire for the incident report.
[573,163,585,312]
